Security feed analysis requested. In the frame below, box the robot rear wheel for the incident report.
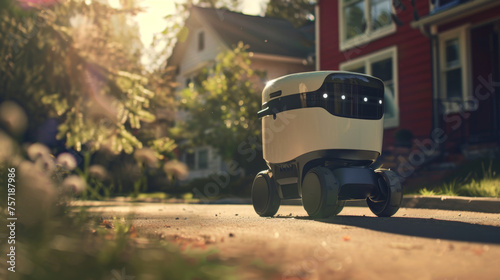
[367,169,403,217]
[302,167,345,218]
[251,170,281,217]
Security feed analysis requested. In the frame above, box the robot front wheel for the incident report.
[302,167,345,218]
[251,170,281,217]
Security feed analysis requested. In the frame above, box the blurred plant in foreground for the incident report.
[0,102,255,280]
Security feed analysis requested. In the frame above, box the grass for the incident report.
[417,159,500,197]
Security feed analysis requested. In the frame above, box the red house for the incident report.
[317,0,500,177]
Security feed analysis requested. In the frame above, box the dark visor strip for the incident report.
[258,82,384,120]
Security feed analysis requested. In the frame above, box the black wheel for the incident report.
[302,167,343,218]
[367,169,403,217]
[251,170,281,217]
[332,200,346,216]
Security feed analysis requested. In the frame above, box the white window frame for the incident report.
[183,147,210,170]
[438,25,471,113]
[339,0,397,51]
[340,46,399,128]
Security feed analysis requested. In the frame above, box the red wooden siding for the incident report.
[318,0,433,147]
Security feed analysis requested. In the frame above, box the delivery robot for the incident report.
[251,71,403,218]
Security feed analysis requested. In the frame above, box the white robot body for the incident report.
[259,71,384,165]
[262,108,383,164]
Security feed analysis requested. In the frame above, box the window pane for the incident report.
[344,1,366,40]
[372,58,392,82]
[446,68,462,99]
[198,32,205,51]
[384,82,396,119]
[371,0,392,31]
[198,149,208,169]
[186,152,195,169]
[445,38,460,68]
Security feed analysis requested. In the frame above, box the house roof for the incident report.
[167,6,315,67]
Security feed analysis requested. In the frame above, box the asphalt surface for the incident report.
[77,201,500,280]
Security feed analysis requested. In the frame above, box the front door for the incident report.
[469,21,500,143]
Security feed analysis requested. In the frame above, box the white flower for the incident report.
[0,131,15,164]
[134,148,158,168]
[27,143,50,161]
[89,164,108,181]
[62,175,87,194]
[0,101,28,136]
[34,154,55,173]
[163,161,189,180]
[56,153,77,170]
[17,160,56,227]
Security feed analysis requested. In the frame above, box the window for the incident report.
[198,31,205,51]
[184,148,209,170]
[438,25,470,112]
[185,152,195,169]
[197,149,208,169]
[340,46,399,128]
[444,38,462,99]
[339,0,396,51]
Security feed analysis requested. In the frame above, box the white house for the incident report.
[167,6,315,180]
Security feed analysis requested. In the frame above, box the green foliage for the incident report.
[175,42,263,167]
[460,178,500,197]
[0,0,160,154]
[265,0,316,27]
[418,160,500,197]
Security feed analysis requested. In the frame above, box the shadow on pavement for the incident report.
[313,215,500,244]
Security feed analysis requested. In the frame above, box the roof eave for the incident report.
[410,0,499,29]
[251,53,309,65]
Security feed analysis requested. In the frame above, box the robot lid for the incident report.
[258,71,385,120]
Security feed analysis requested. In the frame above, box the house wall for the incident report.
[250,57,313,91]
[177,21,227,86]
[319,0,433,147]
[183,146,223,180]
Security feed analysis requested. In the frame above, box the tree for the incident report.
[174,42,264,169]
[0,0,161,154]
[265,0,316,27]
